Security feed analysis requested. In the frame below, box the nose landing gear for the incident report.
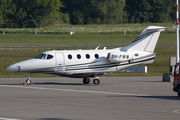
[24,73,33,85]
[26,79,31,85]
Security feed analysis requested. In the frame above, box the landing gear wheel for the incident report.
[26,79,31,85]
[93,79,100,85]
[25,72,32,85]
[83,78,90,84]
[177,87,180,97]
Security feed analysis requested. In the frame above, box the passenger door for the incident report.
[55,53,65,72]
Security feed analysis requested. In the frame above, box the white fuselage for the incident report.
[6,26,166,85]
[6,47,156,78]
[5,26,167,85]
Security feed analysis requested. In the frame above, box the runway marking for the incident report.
[173,109,180,114]
[0,117,22,120]
[0,85,149,96]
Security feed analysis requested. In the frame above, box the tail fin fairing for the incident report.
[121,26,165,52]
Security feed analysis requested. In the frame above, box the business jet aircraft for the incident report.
[6,26,166,85]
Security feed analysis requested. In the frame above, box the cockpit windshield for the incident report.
[47,54,53,59]
[34,54,46,59]
[34,54,54,60]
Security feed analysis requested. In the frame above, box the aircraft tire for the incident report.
[93,79,100,85]
[83,78,90,84]
[26,79,31,85]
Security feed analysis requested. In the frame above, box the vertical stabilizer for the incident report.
[121,26,165,52]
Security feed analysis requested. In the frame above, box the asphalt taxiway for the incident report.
[0,76,180,120]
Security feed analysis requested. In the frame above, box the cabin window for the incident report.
[77,54,81,59]
[126,55,129,59]
[86,54,90,59]
[68,54,72,59]
[135,53,139,57]
[123,55,126,58]
[47,55,53,60]
[34,54,46,59]
[95,54,99,59]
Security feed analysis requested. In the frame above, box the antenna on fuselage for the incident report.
[95,46,99,50]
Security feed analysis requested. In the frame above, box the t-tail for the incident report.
[121,26,166,52]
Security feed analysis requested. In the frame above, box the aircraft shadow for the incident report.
[33,82,84,86]
[0,82,90,86]
[137,95,180,101]
[107,95,180,101]
[36,118,73,120]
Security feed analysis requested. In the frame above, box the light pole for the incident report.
[176,0,179,63]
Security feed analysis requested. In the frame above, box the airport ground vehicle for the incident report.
[173,62,180,97]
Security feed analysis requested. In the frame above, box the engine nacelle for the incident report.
[107,52,133,63]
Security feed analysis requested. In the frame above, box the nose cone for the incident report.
[6,59,34,72]
[6,64,21,72]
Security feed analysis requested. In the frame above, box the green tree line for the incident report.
[0,0,177,28]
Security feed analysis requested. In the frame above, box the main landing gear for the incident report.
[83,78,90,84]
[83,77,100,85]
[24,73,33,85]
[93,79,100,85]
